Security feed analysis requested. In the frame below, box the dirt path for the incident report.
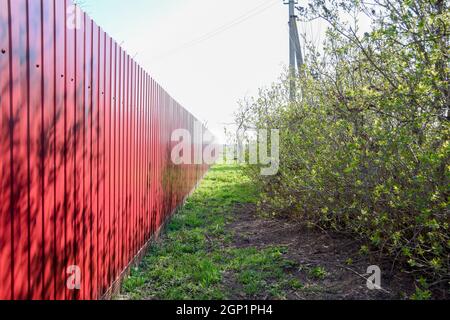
[120,165,414,300]
[225,203,414,299]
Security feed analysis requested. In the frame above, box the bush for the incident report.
[236,0,449,293]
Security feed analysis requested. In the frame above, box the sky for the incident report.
[79,0,328,143]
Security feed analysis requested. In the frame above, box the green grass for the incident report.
[225,246,296,298]
[308,266,328,280]
[121,164,301,300]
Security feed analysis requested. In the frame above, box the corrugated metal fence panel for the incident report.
[0,0,210,300]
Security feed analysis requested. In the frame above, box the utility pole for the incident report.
[285,0,304,102]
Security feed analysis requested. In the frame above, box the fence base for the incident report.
[100,169,210,300]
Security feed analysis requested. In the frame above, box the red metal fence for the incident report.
[0,0,209,300]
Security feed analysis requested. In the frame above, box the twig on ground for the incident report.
[337,264,392,295]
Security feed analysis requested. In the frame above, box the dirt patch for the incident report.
[223,204,416,300]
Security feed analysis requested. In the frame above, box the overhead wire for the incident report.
[153,0,279,60]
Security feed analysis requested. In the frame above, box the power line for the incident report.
[153,0,279,60]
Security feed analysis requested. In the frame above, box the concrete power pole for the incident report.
[285,0,304,101]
